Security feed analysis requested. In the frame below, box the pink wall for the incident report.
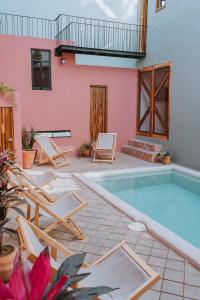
[0,35,137,157]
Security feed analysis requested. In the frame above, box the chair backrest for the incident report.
[81,244,153,300]
[50,192,82,215]
[96,133,117,150]
[36,135,57,157]
[17,216,44,257]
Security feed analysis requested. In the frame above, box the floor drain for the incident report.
[128,222,146,232]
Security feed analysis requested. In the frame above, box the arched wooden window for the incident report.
[137,62,171,140]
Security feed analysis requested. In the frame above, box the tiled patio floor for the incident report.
[7,153,200,299]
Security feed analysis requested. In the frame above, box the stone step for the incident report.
[128,138,163,152]
[122,145,157,163]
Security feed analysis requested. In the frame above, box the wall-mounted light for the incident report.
[61,56,66,65]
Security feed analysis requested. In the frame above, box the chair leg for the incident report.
[26,204,31,220]
[34,203,40,226]
[44,217,84,240]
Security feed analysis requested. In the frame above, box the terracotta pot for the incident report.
[22,149,36,169]
[0,245,17,282]
[82,149,92,157]
[162,155,171,165]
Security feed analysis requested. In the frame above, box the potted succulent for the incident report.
[79,142,93,157]
[0,247,115,299]
[156,151,171,165]
[22,127,36,169]
[0,151,24,282]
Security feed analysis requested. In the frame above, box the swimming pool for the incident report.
[75,165,200,268]
[94,169,200,249]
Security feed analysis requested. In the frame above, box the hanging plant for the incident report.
[0,82,15,101]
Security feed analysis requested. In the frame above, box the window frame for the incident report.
[137,61,171,141]
[31,48,52,90]
[156,0,166,12]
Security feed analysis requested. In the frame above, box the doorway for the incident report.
[90,86,107,142]
[0,107,14,152]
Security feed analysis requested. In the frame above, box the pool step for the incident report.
[122,145,158,163]
[128,139,163,152]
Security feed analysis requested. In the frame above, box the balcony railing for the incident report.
[0,12,147,58]
[55,14,147,58]
[0,12,56,39]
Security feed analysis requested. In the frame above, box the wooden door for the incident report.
[90,86,107,142]
[0,107,14,152]
[137,62,171,139]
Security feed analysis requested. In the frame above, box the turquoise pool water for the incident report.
[94,170,200,249]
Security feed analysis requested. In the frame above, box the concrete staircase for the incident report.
[122,138,163,163]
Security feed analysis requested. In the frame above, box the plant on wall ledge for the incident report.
[0,82,15,101]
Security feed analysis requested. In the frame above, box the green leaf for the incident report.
[56,286,117,300]
[53,253,86,284]
[63,273,91,289]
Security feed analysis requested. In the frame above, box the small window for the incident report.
[156,0,166,11]
[31,49,51,90]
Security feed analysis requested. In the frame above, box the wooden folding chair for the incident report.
[35,135,73,168]
[11,164,56,189]
[22,188,87,240]
[17,216,160,299]
[8,170,86,239]
[81,241,160,299]
[93,133,117,163]
[17,215,79,274]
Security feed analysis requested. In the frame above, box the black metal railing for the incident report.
[0,12,56,39]
[0,12,147,55]
[55,14,146,54]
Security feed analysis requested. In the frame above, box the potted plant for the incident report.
[22,127,36,169]
[79,142,93,157]
[0,82,15,101]
[162,151,171,165]
[156,151,171,165]
[0,151,24,282]
[0,247,115,299]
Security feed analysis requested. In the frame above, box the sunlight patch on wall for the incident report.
[81,0,139,22]
[81,0,117,19]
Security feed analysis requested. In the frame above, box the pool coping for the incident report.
[74,164,200,269]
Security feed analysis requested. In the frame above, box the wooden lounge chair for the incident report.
[35,135,73,168]
[8,169,56,203]
[23,188,86,240]
[17,216,160,300]
[93,133,117,163]
[11,164,56,189]
[8,168,77,203]
[8,171,86,240]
